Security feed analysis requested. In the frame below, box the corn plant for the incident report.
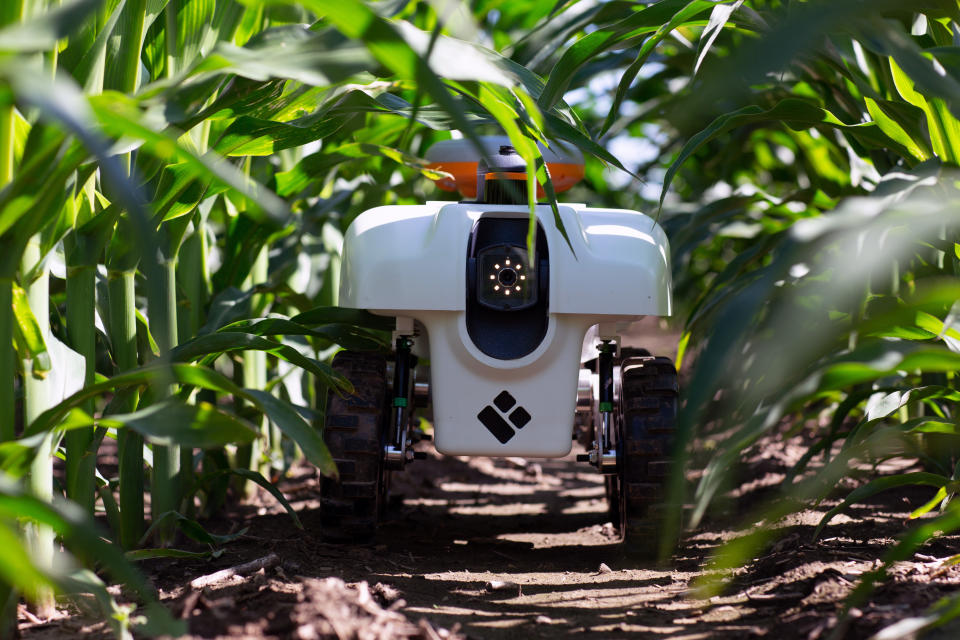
[0,0,659,634]
[16,0,960,636]
[559,0,960,634]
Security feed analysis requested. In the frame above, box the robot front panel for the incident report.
[338,202,673,457]
[417,310,591,457]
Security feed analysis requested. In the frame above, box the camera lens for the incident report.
[498,268,518,287]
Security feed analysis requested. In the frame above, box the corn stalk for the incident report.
[0,5,19,630]
[107,0,150,546]
[20,238,55,619]
[237,245,269,490]
[108,267,143,549]
[0,104,14,446]
[0,0,632,631]
[63,197,97,514]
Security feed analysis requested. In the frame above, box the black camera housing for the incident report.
[466,218,549,360]
[475,244,538,311]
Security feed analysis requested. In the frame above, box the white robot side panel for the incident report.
[417,310,592,457]
[339,204,466,312]
[550,206,672,317]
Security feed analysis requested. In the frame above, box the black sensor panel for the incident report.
[465,217,549,360]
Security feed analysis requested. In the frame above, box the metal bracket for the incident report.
[597,322,621,358]
[586,339,618,474]
[391,316,415,344]
[385,318,417,470]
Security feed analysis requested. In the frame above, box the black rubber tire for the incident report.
[320,351,390,542]
[604,475,620,525]
[617,355,678,558]
[602,347,652,527]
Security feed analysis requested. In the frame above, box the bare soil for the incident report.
[18,436,960,640]
[17,321,960,639]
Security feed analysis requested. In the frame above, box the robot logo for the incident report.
[477,391,532,444]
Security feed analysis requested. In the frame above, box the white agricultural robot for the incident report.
[321,136,677,556]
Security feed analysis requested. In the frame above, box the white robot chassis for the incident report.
[320,138,678,557]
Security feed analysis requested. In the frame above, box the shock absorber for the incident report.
[595,340,618,474]
[385,336,413,470]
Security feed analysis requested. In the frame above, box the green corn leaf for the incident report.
[910,486,950,520]
[819,344,960,390]
[59,568,185,639]
[268,0,519,88]
[69,203,123,266]
[675,331,691,370]
[473,83,561,249]
[171,332,352,391]
[273,151,353,197]
[243,388,335,477]
[213,109,358,157]
[846,505,960,610]
[0,0,101,52]
[901,418,960,435]
[864,96,932,161]
[210,468,302,528]
[600,0,718,136]
[10,282,50,376]
[889,55,928,110]
[142,511,247,546]
[96,483,123,537]
[135,309,161,360]
[694,0,744,75]
[23,363,337,477]
[659,98,914,208]
[185,24,372,86]
[218,318,387,351]
[161,0,218,76]
[59,400,259,448]
[0,474,176,620]
[198,286,254,334]
[0,146,86,280]
[813,472,950,540]
[68,0,128,92]
[538,0,705,109]
[0,517,57,603]
[533,153,571,254]
[297,0,418,77]
[126,548,215,561]
[154,162,216,222]
[929,97,960,164]
[859,16,960,119]
[291,306,397,330]
[103,0,171,93]
[0,433,46,479]
[888,56,960,163]
[544,112,639,179]
[88,92,289,226]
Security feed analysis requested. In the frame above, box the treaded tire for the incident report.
[617,355,677,558]
[602,347,651,528]
[320,351,390,542]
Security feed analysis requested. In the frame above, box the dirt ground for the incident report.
[20,442,960,640]
[20,432,960,640]
[17,321,960,639]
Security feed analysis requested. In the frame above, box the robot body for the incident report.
[340,202,671,456]
[319,137,679,556]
